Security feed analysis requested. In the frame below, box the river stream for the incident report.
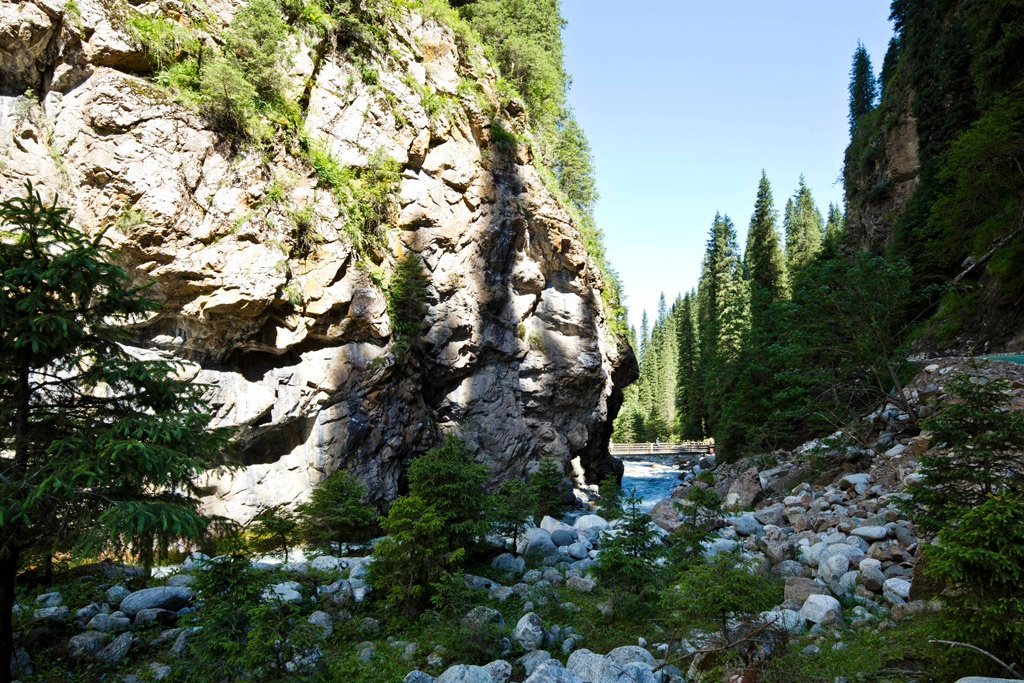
[618,455,683,512]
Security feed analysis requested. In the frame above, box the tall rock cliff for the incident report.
[0,0,636,520]
[843,0,1024,348]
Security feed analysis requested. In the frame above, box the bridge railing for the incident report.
[609,441,714,456]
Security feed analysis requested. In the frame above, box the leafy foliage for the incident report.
[0,184,229,677]
[907,360,1024,534]
[593,490,666,595]
[387,251,430,350]
[926,493,1024,672]
[246,505,299,563]
[529,456,570,518]
[296,470,377,555]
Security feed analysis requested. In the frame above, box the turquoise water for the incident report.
[619,456,682,512]
[984,354,1024,365]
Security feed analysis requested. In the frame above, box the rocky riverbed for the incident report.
[11,358,1021,682]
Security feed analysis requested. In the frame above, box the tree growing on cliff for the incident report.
[0,185,229,682]
[849,41,878,136]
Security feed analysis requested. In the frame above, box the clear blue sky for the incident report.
[561,1,895,332]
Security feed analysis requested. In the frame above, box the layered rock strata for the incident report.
[0,0,634,520]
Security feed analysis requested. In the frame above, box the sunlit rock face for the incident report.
[0,0,635,520]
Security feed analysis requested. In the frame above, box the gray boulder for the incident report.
[519,650,553,677]
[524,660,584,683]
[566,649,658,683]
[851,525,889,542]
[435,664,496,683]
[35,592,62,607]
[404,672,435,683]
[799,594,842,625]
[32,606,69,623]
[265,582,303,604]
[87,610,131,634]
[105,585,131,607]
[606,645,656,666]
[818,554,850,584]
[550,529,578,547]
[97,632,134,665]
[308,611,334,637]
[310,555,344,573]
[134,608,179,628]
[566,576,596,593]
[492,553,526,576]
[483,659,513,683]
[724,467,763,510]
[732,514,763,537]
[68,632,110,658]
[513,612,545,651]
[119,587,193,617]
[518,528,558,559]
[462,606,504,630]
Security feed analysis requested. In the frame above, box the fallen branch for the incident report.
[929,639,1023,679]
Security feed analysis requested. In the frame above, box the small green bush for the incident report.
[593,489,666,595]
[529,455,570,518]
[492,477,537,550]
[296,470,377,555]
[387,251,430,349]
[246,504,299,562]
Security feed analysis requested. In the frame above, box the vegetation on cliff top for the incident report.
[125,0,627,335]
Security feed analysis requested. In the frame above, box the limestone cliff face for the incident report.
[0,0,635,520]
[843,86,920,250]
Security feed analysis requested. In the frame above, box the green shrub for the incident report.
[907,359,1024,534]
[662,551,781,653]
[593,490,666,595]
[369,494,455,619]
[492,477,537,551]
[668,483,722,568]
[406,434,492,552]
[926,493,1024,673]
[128,14,199,71]
[594,475,623,520]
[198,58,260,138]
[529,455,570,518]
[387,251,430,349]
[296,470,377,555]
[246,504,299,562]
[224,0,291,101]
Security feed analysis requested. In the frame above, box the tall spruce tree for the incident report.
[823,201,846,252]
[849,41,878,136]
[0,186,229,679]
[675,291,702,439]
[783,176,824,274]
[696,214,747,436]
[744,171,788,313]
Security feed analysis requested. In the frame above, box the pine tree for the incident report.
[849,41,878,136]
[783,176,824,274]
[744,171,788,312]
[674,291,703,439]
[0,185,229,678]
[296,470,377,556]
[823,201,846,252]
[695,213,747,436]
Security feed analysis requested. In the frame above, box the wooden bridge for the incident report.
[609,441,715,459]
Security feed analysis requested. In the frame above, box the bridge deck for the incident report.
[610,442,714,457]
